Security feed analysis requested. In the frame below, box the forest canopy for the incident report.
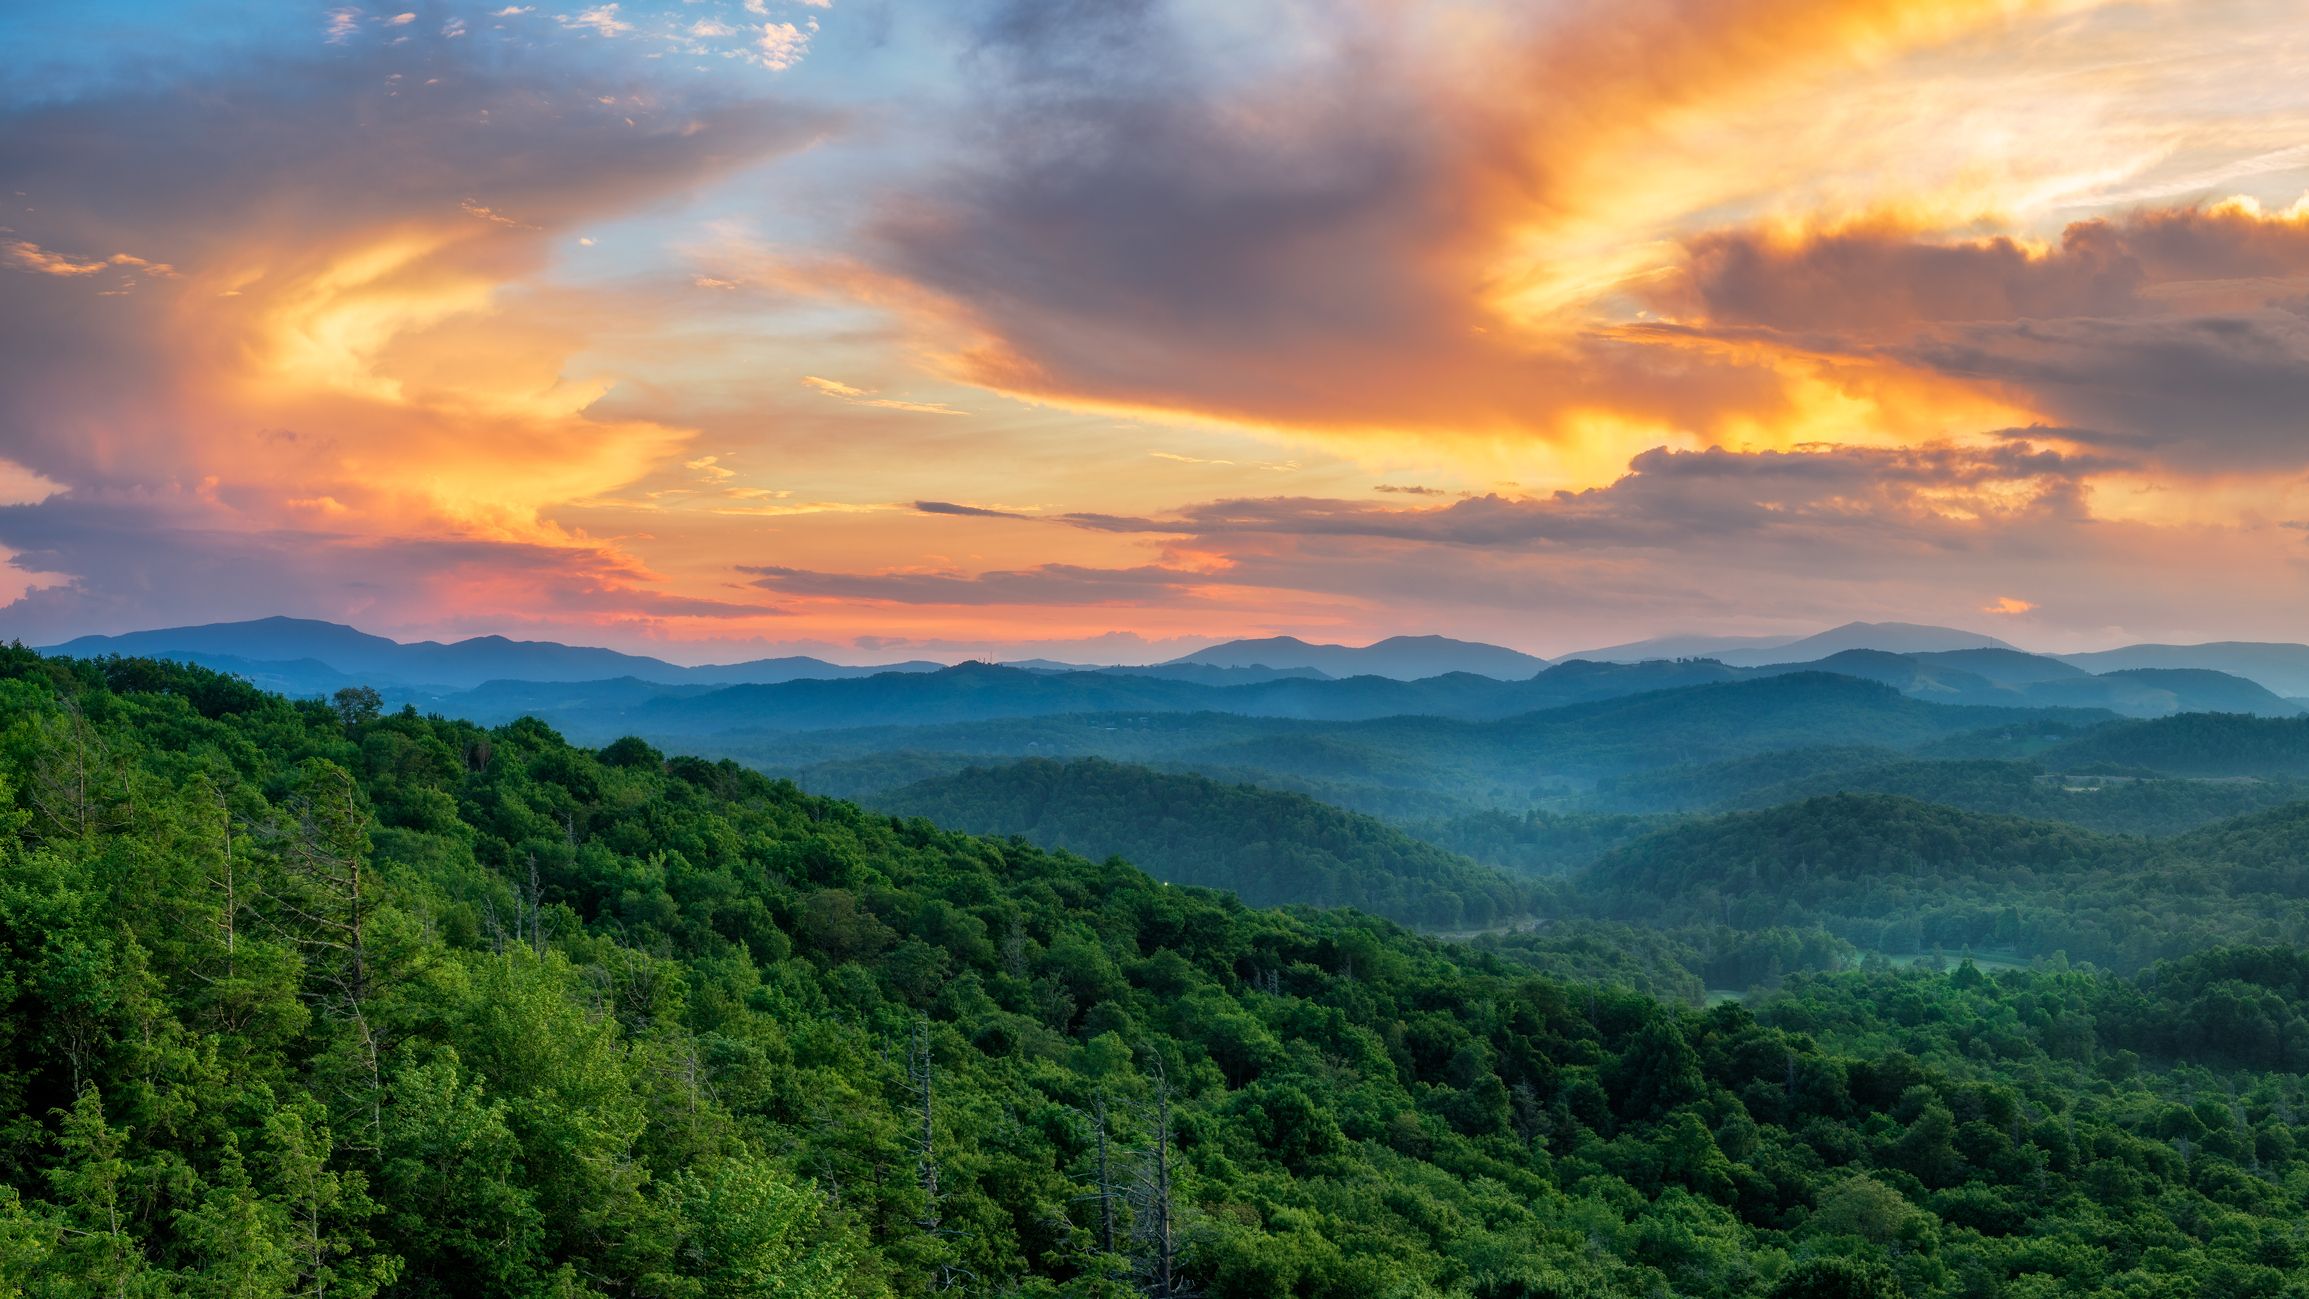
[4,651,2309,1297]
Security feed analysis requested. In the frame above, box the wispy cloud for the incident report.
[802,375,968,415]
[914,500,1031,519]
[558,4,632,37]
[4,237,175,280]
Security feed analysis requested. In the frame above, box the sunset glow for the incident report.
[8,0,2309,658]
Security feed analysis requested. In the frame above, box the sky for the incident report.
[5,0,2309,663]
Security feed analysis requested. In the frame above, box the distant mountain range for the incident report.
[1163,633,1550,680]
[1556,632,1796,661]
[27,617,2309,733]
[1564,621,2018,666]
[2053,642,2309,698]
[41,616,942,692]
[426,645,2300,743]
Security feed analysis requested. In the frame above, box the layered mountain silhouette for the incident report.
[1559,621,2017,665]
[2055,642,2309,698]
[42,616,941,692]
[28,618,2309,735]
[1164,633,1550,680]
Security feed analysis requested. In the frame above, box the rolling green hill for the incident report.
[1574,793,2309,968]
[2045,711,2309,776]
[730,674,2115,815]
[870,757,1539,928]
[1719,757,2309,836]
[14,652,2309,1297]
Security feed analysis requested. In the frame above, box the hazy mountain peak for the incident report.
[1716,621,2018,667]
[1168,633,1546,680]
[39,617,941,693]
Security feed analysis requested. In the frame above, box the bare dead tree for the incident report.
[28,698,112,847]
[262,762,383,1148]
[669,1032,710,1122]
[1000,919,1028,980]
[197,778,247,978]
[1127,1061,1188,1297]
[523,853,549,959]
[272,765,372,1003]
[481,895,509,957]
[906,1016,974,1291]
[909,1016,941,1235]
[1093,1090,1119,1256]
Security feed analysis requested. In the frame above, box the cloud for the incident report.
[756,22,810,72]
[1677,220,2147,332]
[801,375,967,415]
[559,5,633,38]
[0,27,825,638]
[801,375,869,398]
[772,438,2309,650]
[1054,442,2115,552]
[1619,198,2309,471]
[913,500,1030,519]
[3,238,176,280]
[1907,310,2309,470]
[744,561,1217,607]
[1672,198,2309,330]
[0,492,775,645]
[19,0,2309,657]
[845,0,2113,457]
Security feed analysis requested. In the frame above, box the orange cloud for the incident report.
[15,0,2309,657]
[842,0,2131,486]
[801,375,968,415]
[5,238,176,279]
[0,37,827,640]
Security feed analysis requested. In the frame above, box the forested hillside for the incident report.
[1579,794,2309,969]
[1403,808,1669,876]
[1717,759,2309,836]
[2044,712,2309,776]
[870,757,1538,928]
[11,653,2309,1297]
[732,674,2110,818]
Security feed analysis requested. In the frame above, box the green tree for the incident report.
[44,1091,154,1299]
[1769,1257,1902,1299]
[653,1158,858,1299]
